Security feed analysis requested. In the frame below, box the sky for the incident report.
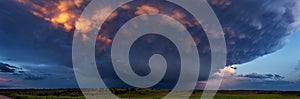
[236,31,300,80]
[221,30,300,91]
[0,0,300,90]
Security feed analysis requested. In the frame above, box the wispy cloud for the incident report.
[197,72,299,90]
[238,73,285,80]
[295,60,300,71]
[23,74,47,81]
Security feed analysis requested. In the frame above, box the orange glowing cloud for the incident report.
[17,1,198,46]
[17,0,115,45]
[135,5,159,15]
[97,35,112,44]
[169,10,195,27]
[213,65,236,78]
[75,6,117,43]
[16,0,89,32]
[120,4,132,10]
[51,12,76,31]
[75,7,118,33]
[223,65,236,75]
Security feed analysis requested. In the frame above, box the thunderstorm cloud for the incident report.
[0,0,299,88]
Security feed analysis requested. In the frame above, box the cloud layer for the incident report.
[238,73,285,80]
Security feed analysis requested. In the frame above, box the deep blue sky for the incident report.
[237,30,300,81]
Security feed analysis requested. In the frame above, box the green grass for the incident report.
[8,94,85,99]
[4,94,300,99]
[212,94,300,99]
[1,89,300,99]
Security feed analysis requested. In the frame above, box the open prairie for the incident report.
[1,89,300,99]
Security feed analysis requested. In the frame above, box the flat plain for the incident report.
[0,89,299,99]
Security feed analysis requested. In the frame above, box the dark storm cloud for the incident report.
[274,74,285,80]
[210,0,300,65]
[238,73,285,80]
[4,0,298,67]
[0,62,23,73]
[0,62,77,88]
[1,0,300,88]
[0,0,74,66]
[0,62,49,81]
[94,0,300,88]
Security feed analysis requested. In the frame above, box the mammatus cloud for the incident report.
[5,0,300,88]
[16,0,114,43]
[16,0,300,65]
[16,0,91,32]
[210,0,300,65]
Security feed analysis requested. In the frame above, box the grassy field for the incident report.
[1,89,299,99]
